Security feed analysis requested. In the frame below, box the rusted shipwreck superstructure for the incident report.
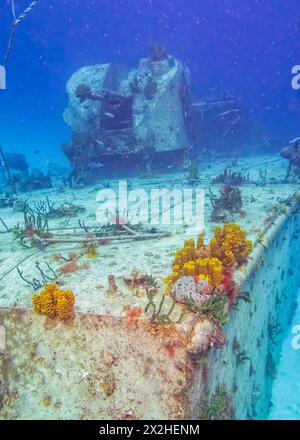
[62,46,261,184]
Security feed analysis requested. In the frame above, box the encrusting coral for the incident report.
[32,283,75,320]
[165,224,252,299]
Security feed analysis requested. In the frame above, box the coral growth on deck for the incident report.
[209,185,244,223]
[165,223,252,298]
[212,169,250,186]
[32,283,75,320]
[161,224,252,354]
[210,224,253,267]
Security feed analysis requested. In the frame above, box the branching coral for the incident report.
[17,261,57,290]
[21,199,50,236]
[212,169,249,186]
[209,185,244,222]
[32,283,75,320]
[44,196,85,219]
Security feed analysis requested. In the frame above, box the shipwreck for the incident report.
[62,45,260,184]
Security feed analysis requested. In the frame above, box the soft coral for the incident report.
[222,268,238,303]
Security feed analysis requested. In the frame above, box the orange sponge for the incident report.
[33,283,75,320]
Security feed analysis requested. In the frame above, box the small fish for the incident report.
[289,137,300,144]
[95,140,104,146]
[34,150,40,154]
[167,165,174,169]
[104,112,115,118]
[89,162,105,169]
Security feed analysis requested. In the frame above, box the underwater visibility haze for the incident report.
[0,0,300,422]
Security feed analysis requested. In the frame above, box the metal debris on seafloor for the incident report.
[38,221,171,246]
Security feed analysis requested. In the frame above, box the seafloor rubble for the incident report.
[0,155,300,419]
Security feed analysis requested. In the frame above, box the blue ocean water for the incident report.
[1,0,300,170]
